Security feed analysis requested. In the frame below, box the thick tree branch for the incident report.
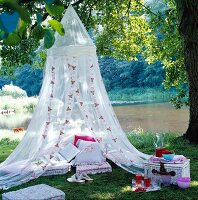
[18,0,35,4]
[126,0,131,16]
[86,0,98,25]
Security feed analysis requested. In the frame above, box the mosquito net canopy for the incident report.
[0,5,150,189]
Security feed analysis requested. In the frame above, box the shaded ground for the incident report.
[0,134,197,200]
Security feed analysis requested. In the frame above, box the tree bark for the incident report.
[176,0,198,143]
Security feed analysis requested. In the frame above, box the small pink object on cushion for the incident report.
[73,135,96,146]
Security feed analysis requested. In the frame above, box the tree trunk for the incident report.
[176,0,198,143]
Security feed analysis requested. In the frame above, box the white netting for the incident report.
[0,5,151,189]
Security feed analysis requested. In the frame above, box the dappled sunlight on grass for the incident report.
[120,185,132,193]
[89,193,116,199]
[190,181,198,188]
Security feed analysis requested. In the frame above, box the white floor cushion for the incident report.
[76,161,112,175]
[2,184,65,200]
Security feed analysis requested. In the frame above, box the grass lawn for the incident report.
[0,133,198,200]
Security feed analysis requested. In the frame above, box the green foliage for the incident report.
[108,88,173,103]
[3,32,20,45]
[0,138,19,162]
[48,19,65,35]
[99,56,165,91]
[0,0,188,107]
[45,0,64,16]
[0,0,66,73]
[32,49,47,69]
[23,102,36,112]
[32,25,44,40]
[0,37,39,76]
[13,64,43,96]
[0,0,31,23]
[44,28,55,48]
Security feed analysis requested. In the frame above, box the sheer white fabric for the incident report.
[0,5,151,189]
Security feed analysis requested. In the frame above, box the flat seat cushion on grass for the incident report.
[42,161,71,176]
[2,184,65,200]
[76,161,112,175]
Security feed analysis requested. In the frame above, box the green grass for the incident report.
[0,134,198,200]
[108,87,174,103]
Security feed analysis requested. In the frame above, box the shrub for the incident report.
[0,84,27,98]
[23,97,38,112]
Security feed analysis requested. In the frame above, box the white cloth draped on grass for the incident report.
[0,5,151,189]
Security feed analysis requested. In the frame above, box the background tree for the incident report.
[175,0,198,142]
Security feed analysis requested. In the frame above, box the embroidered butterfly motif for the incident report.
[68,64,76,70]
[107,127,111,131]
[68,94,73,98]
[51,66,55,71]
[112,138,117,142]
[76,89,80,93]
[60,131,64,135]
[48,107,52,112]
[55,143,59,148]
[91,78,94,82]
[84,145,94,153]
[67,107,71,111]
[72,65,76,70]
[50,94,53,98]
[80,102,83,106]
[42,164,48,170]
[50,80,55,84]
[64,120,69,124]
[42,134,47,139]
[85,115,88,118]
[71,80,75,85]
[99,116,104,119]
[94,103,99,107]
[46,122,50,125]
[97,137,103,143]
[50,155,54,159]
[90,91,95,95]
[90,64,94,68]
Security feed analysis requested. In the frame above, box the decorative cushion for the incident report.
[59,143,80,162]
[76,161,112,175]
[42,161,71,176]
[73,135,96,146]
[73,140,105,166]
[2,184,65,200]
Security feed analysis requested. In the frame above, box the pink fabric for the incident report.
[73,135,96,146]
[149,155,187,164]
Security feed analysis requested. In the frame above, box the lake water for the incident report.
[113,102,189,134]
[0,103,189,134]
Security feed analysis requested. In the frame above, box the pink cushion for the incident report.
[73,135,96,146]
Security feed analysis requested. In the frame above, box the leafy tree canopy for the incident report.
[0,0,188,107]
